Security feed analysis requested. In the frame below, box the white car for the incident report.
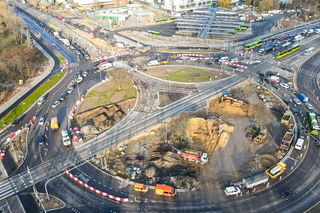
[83,71,88,77]
[38,116,45,125]
[37,97,45,106]
[305,103,314,110]
[289,88,297,93]
[279,83,289,89]
[52,100,61,108]
[258,49,264,53]
[224,186,241,196]
[236,67,244,72]
[76,76,83,83]
[67,86,74,94]
[189,57,197,61]
[293,98,301,105]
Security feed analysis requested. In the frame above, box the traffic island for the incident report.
[37,193,65,211]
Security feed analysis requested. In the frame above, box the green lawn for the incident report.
[58,56,66,65]
[87,80,136,108]
[0,72,65,129]
[159,49,221,53]
[162,67,216,82]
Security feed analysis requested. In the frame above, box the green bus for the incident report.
[307,111,319,135]
[244,39,263,50]
[147,30,161,36]
[168,16,177,21]
[276,44,300,59]
[155,18,168,23]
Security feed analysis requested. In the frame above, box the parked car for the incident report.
[283,98,291,105]
[290,107,298,115]
[224,186,241,196]
[280,83,289,89]
[272,84,281,90]
[83,71,89,77]
[235,67,244,72]
[281,189,296,200]
[289,88,297,93]
[52,100,61,108]
[59,92,68,101]
[74,71,82,78]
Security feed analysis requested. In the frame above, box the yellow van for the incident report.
[134,183,149,193]
[155,184,176,197]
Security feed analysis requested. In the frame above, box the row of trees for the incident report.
[0,1,45,84]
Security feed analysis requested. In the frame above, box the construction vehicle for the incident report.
[246,127,267,143]
[61,129,71,146]
[50,117,59,130]
[265,162,287,179]
[220,92,243,107]
[281,111,293,126]
[280,131,294,150]
[242,172,269,189]
[155,184,176,197]
[178,149,208,163]
[208,124,223,139]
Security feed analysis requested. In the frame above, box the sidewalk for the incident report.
[0,37,55,120]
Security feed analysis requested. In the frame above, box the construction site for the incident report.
[76,81,289,191]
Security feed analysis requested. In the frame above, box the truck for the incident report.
[280,131,294,150]
[265,162,287,179]
[270,76,279,83]
[281,111,293,126]
[61,129,71,146]
[297,93,308,102]
[242,172,269,189]
[147,59,160,66]
[50,117,59,130]
[178,149,208,163]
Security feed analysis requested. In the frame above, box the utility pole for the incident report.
[27,166,47,213]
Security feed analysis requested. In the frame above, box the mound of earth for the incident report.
[158,91,188,107]
[260,154,278,168]
[75,98,136,130]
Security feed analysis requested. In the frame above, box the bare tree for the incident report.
[173,113,192,141]
[110,68,128,90]
[251,104,272,128]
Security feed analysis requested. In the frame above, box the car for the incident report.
[106,210,117,213]
[258,48,265,53]
[254,59,262,63]
[229,64,237,68]
[293,98,301,105]
[11,117,23,126]
[37,97,45,105]
[59,92,68,101]
[189,57,197,61]
[215,61,222,65]
[305,103,314,110]
[205,60,213,65]
[235,67,244,72]
[195,59,202,63]
[52,100,61,108]
[299,130,305,139]
[154,52,160,56]
[290,107,298,115]
[283,98,291,105]
[279,83,289,89]
[67,86,75,94]
[281,189,296,200]
[83,71,89,77]
[38,135,45,145]
[289,88,297,93]
[76,76,83,83]
[224,186,241,196]
[38,117,45,125]
[84,54,90,60]
[163,53,170,57]
[272,84,281,90]
[74,71,82,78]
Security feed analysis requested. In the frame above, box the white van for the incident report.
[224,186,241,196]
[147,59,160,66]
[295,138,304,150]
[99,63,113,70]
[219,56,229,62]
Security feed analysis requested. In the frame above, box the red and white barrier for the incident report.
[244,50,253,54]
[7,129,22,142]
[177,54,204,57]
[235,52,244,56]
[229,60,240,63]
[224,62,247,68]
[92,51,130,62]
[65,169,129,202]
[186,57,213,60]
[69,95,85,119]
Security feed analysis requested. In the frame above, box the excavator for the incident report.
[220,92,243,107]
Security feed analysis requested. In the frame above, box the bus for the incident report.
[154,18,168,23]
[244,39,263,50]
[240,24,249,28]
[307,111,319,135]
[147,30,161,36]
[275,43,300,59]
[168,16,177,21]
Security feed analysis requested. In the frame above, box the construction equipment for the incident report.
[220,92,243,107]
[178,149,208,163]
[253,129,267,143]
[209,125,223,139]
[246,127,267,143]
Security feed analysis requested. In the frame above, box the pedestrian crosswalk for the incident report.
[0,179,16,201]
[68,63,79,68]
[297,67,319,78]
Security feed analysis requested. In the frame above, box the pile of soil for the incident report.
[75,98,136,131]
